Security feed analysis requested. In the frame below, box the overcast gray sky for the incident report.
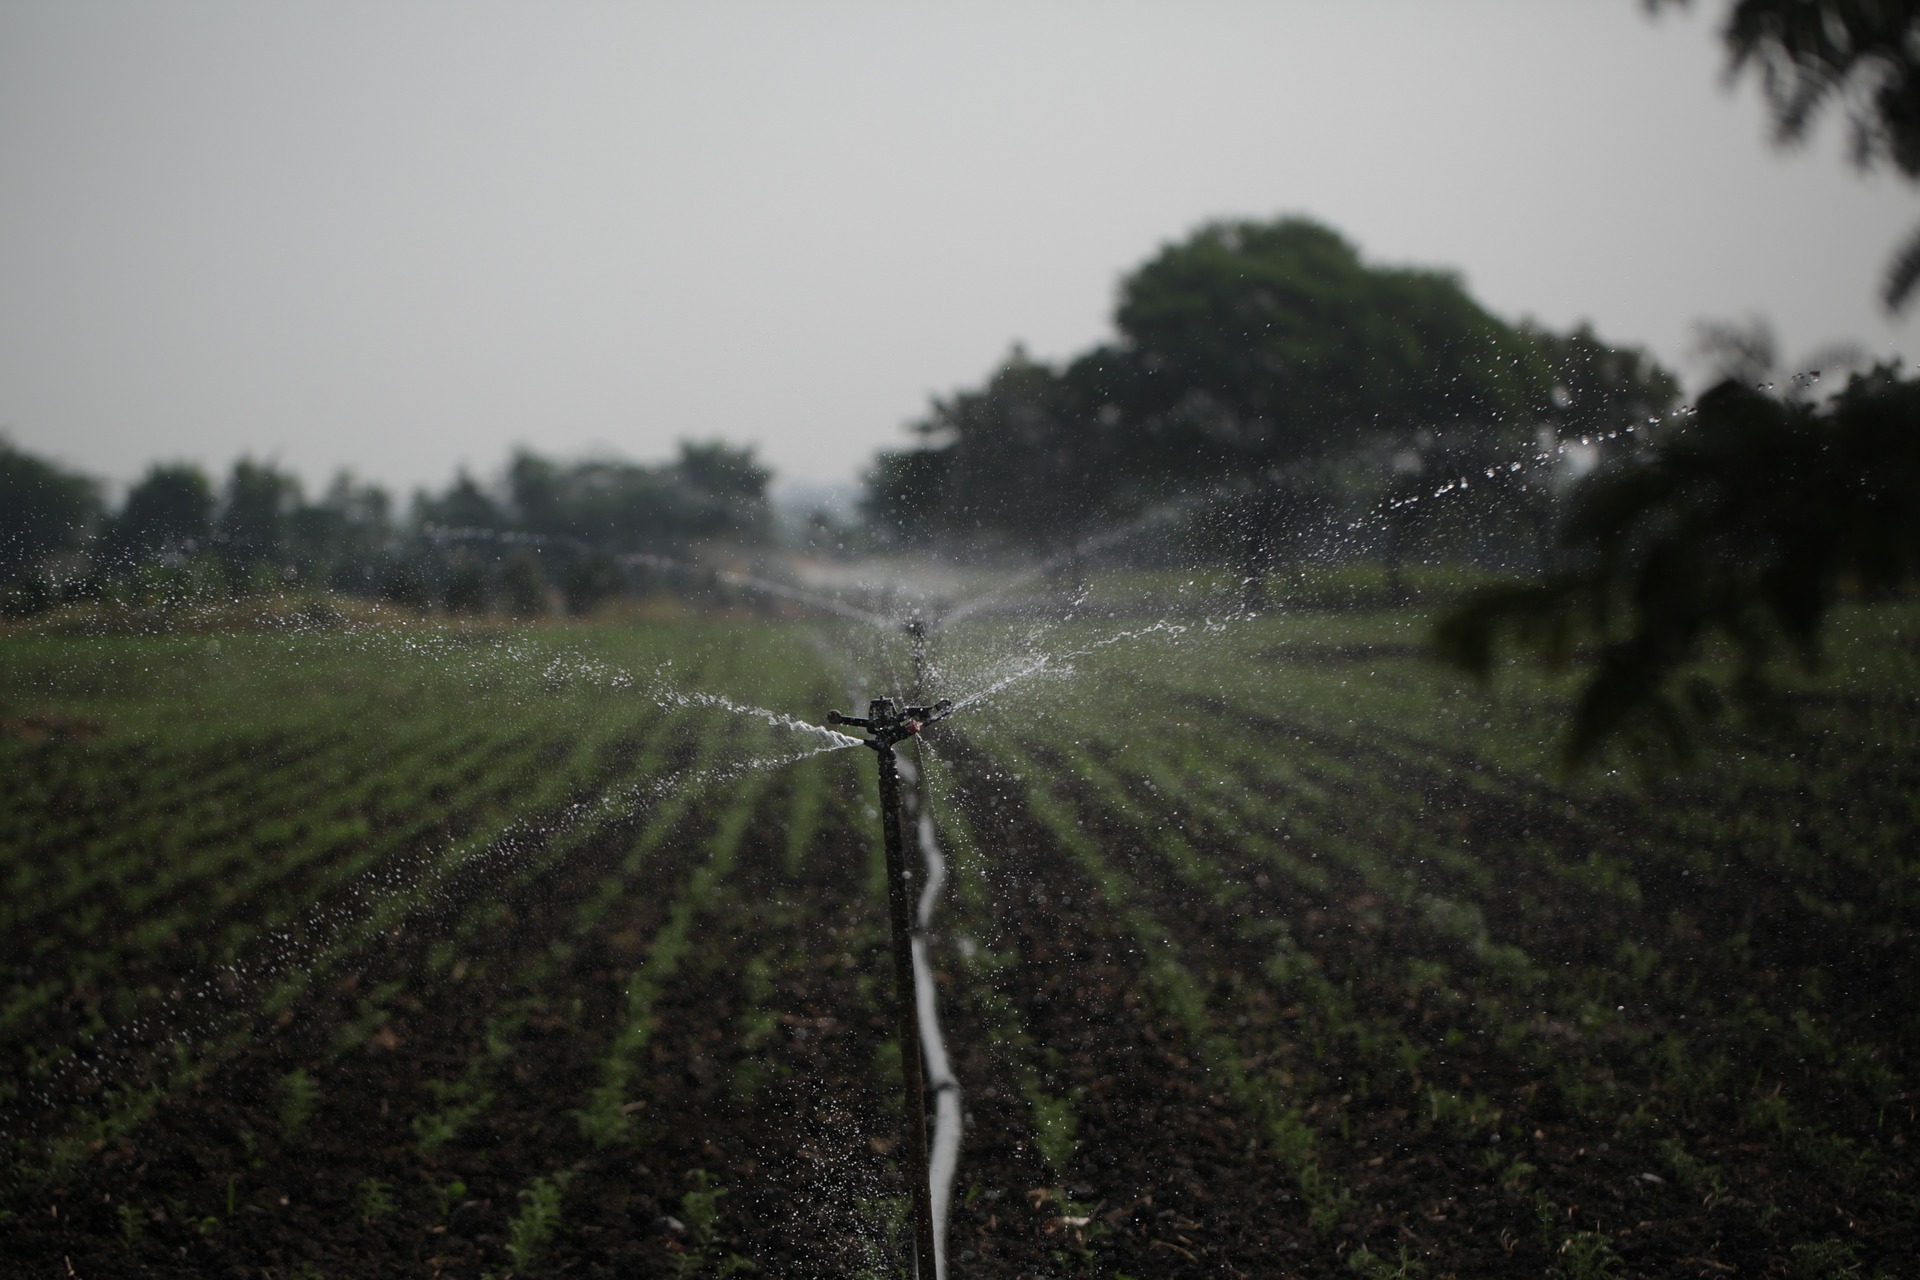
[2,1,1914,501]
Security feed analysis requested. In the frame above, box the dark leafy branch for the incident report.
[1435,365,1920,769]
[1654,0,1920,308]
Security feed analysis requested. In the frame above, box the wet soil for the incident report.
[4,713,1916,1278]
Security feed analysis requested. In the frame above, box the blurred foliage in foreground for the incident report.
[1437,365,1920,769]
[1654,0,1920,310]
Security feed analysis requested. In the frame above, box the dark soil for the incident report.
[4,712,1915,1279]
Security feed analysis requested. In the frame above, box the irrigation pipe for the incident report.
[899,750,961,1280]
[824,697,958,1280]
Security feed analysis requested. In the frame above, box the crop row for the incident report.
[925,611,1917,1270]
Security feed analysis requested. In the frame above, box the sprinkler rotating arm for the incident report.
[827,697,953,749]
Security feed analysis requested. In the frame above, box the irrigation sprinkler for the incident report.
[825,695,953,1280]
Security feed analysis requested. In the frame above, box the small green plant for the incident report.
[411,1078,493,1155]
[1790,1238,1864,1279]
[849,1193,911,1280]
[115,1201,144,1251]
[1481,1144,1536,1188]
[1347,1243,1426,1279]
[354,1178,397,1221]
[1027,1087,1079,1173]
[506,1175,566,1271]
[668,1169,757,1277]
[1047,1196,1111,1272]
[436,1178,469,1219]
[1553,1231,1622,1280]
[1257,1102,1347,1231]
[574,1081,637,1148]
[277,1069,320,1138]
[1533,1192,1561,1243]
[1658,1137,1724,1201]
[872,1041,903,1111]
[1425,1086,1499,1135]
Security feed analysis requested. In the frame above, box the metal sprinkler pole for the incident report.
[905,616,931,704]
[826,696,951,1280]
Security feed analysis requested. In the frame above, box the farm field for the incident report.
[2,603,1917,1278]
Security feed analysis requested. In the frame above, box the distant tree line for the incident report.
[0,439,771,619]
[863,216,1680,601]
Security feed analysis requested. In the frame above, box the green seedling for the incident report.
[1658,1137,1723,1202]
[436,1178,469,1218]
[1552,1231,1622,1280]
[1026,1087,1079,1174]
[411,1078,493,1156]
[115,1201,144,1250]
[1790,1238,1871,1279]
[1532,1192,1560,1244]
[276,1068,320,1138]
[354,1178,396,1221]
[1347,1244,1426,1279]
[1047,1196,1110,1272]
[506,1176,565,1271]
[1425,1086,1499,1135]
[669,1169,756,1277]
[850,1193,912,1280]
[574,1082,636,1149]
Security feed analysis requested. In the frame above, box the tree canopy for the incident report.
[867,216,1671,553]
[0,437,100,583]
[1110,218,1554,472]
[502,440,770,550]
[104,464,215,565]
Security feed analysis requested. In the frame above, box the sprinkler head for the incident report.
[824,697,952,747]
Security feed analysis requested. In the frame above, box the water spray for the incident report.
[824,695,954,1280]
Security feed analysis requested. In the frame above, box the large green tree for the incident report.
[504,440,770,550]
[0,436,100,585]
[868,346,1123,552]
[104,463,214,565]
[215,458,303,573]
[866,217,1658,562]
[1110,218,1554,476]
